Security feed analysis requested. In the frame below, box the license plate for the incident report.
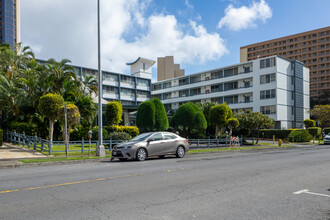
[113,152,117,155]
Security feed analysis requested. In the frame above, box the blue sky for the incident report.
[21,0,330,81]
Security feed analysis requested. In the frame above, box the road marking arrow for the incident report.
[293,189,330,198]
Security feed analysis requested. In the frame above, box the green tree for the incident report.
[58,104,81,142]
[228,118,239,137]
[81,73,98,96]
[197,102,216,136]
[307,127,321,143]
[172,102,207,137]
[304,119,315,129]
[106,101,123,126]
[150,98,169,131]
[310,105,330,128]
[136,101,155,132]
[236,111,275,144]
[75,96,97,128]
[209,104,233,138]
[45,58,77,95]
[38,93,64,142]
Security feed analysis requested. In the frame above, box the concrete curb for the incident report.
[0,158,110,169]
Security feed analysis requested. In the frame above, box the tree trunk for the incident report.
[215,125,220,138]
[49,119,54,142]
[256,130,260,144]
[229,128,233,137]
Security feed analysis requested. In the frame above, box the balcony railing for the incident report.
[152,70,253,91]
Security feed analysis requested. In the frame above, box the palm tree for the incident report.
[81,73,98,96]
[0,75,25,117]
[0,43,34,80]
[45,58,77,95]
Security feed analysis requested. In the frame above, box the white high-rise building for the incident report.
[152,55,310,129]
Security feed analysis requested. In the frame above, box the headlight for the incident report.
[124,145,134,149]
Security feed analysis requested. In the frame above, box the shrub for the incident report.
[307,127,321,138]
[288,130,312,142]
[150,98,169,131]
[105,125,139,137]
[324,127,330,135]
[108,132,131,140]
[136,101,155,132]
[9,122,38,136]
[106,101,123,126]
[304,119,315,129]
[91,126,108,141]
[258,129,291,139]
[239,128,250,137]
[0,129,3,146]
[70,125,89,141]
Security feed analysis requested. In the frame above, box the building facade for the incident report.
[37,57,154,125]
[152,55,310,129]
[157,56,185,81]
[240,26,330,98]
[0,0,20,47]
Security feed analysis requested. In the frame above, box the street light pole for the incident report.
[96,0,105,157]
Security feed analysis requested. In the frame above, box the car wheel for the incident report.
[176,146,185,158]
[136,148,147,161]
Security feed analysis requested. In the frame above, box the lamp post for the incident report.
[96,0,105,157]
[88,130,93,157]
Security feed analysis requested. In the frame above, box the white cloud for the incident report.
[217,0,272,31]
[185,0,193,9]
[21,0,227,77]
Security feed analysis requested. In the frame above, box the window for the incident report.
[260,105,276,115]
[164,134,177,140]
[260,89,276,99]
[260,57,276,69]
[143,63,146,71]
[150,133,163,141]
[260,73,276,84]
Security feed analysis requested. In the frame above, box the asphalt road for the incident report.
[0,145,329,220]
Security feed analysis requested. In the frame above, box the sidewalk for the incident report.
[0,143,49,168]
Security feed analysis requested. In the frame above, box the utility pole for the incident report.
[96,0,105,157]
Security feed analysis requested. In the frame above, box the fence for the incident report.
[6,131,243,155]
[6,131,126,155]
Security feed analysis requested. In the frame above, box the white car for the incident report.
[324,133,330,144]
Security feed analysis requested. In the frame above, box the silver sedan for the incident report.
[111,132,190,161]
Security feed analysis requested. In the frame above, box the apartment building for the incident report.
[240,26,330,98]
[38,57,154,125]
[157,56,185,81]
[0,0,20,47]
[152,55,310,129]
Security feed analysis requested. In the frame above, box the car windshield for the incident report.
[131,133,153,142]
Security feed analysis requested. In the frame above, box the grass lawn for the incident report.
[21,143,112,157]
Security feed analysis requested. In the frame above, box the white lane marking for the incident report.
[293,189,330,198]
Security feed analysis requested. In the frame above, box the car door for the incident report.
[162,133,178,154]
[147,133,164,156]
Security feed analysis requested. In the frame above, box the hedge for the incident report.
[0,129,3,146]
[258,129,291,139]
[9,122,38,136]
[91,126,108,141]
[307,127,321,138]
[288,130,312,142]
[108,132,131,140]
[324,128,330,135]
[105,125,139,138]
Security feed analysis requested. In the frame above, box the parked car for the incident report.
[111,132,190,161]
[324,133,330,144]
